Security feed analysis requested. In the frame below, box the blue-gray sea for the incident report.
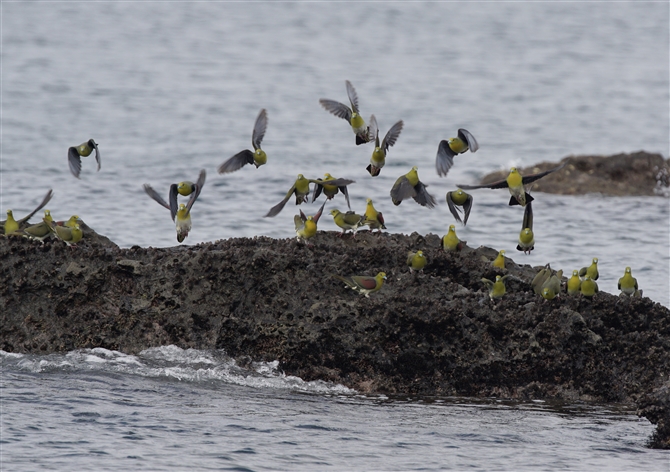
[1,2,669,470]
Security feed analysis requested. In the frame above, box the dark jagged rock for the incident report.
[1,228,669,448]
[479,151,670,196]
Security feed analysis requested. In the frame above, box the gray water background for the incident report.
[1,2,670,470]
[2,347,669,471]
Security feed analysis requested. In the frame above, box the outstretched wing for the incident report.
[446,192,463,224]
[68,147,82,179]
[458,129,478,153]
[185,169,207,215]
[312,200,327,224]
[265,183,296,218]
[143,184,171,211]
[92,140,101,171]
[382,120,403,153]
[521,162,566,185]
[436,140,456,177]
[413,182,437,208]
[218,150,254,174]
[462,193,473,226]
[369,114,379,147]
[319,99,352,122]
[345,80,359,113]
[16,189,54,225]
[457,176,510,190]
[252,108,268,150]
[390,176,416,206]
[169,184,179,221]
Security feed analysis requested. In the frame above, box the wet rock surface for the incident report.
[478,151,670,196]
[1,228,669,448]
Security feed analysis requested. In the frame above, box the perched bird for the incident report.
[1,189,54,233]
[390,167,436,208]
[330,209,365,238]
[516,201,535,254]
[218,108,269,174]
[319,80,372,145]
[294,201,326,243]
[457,163,565,206]
[312,173,353,210]
[333,272,386,297]
[363,198,386,233]
[541,269,563,301]
[446,189,473,226]
[407,250,427,273]
[144,170,206,223]
[46,219,83,246]
[492,250,506,269]
[567,270,582,295]
[618,267,639,297]
[579,258,599,281]
[21,209,55,242]
[3,210,19,235]
[57,215,82,228]
[366,114,403,176]
[481,275,509,300]
[435,129,479,177]
[531,263,552,295]
[68,139,100,178]
[266,175,354,218]
[442,224,466,252]
[580,275,599,298]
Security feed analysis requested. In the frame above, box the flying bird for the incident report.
[266,174,354,218]
[319,80,372,145]
[312,173,354,210]
[516,201,535,254]
[446,189,473,225]
[367,114,403,176]
[218,108,269,174]
[457,163,565,206]
[68,139,100,178]
[390,167,436,208]
[435,129,479,177]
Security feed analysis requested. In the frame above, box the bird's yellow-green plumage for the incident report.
[177,181,197,197]
[481,275,508,300]
[4,210,19,235]
[390,167,436,208]
[518,228,535,254]
[541,270,563,300]
[618,267,639,297]
[442,225,465,252]
[363,198,386,232]
[175,203,192,243]
[63,215,81,228]
[407,250,427,272]
[447,137,468,154]
[43,210,53,225]
[531,264,552,295]
[330,209,364,237]
[580,276,598,298]
[567,270,581,295]
[492,250,506,269]
[47,220,83,246]
[333,272,386,298]
[319,81,371,145]
[311,173,354,210]
[218,109,268,173]
[446,189,474,226]
[367,115,403,176]
[435,129,479,177]
[579,258,599,280]
[294,201,326,243]
[68,139,100,178]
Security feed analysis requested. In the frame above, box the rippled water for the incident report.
[2,347,668,471]
[2,3,669,469]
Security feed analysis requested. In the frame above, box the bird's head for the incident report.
[366,198,373,205]
[572,270,579,276]
[324,173,334,180]
[179,203,186,211]
[6,209,13,217]
[593,258,598,264]
[417,250,424,258]
[510,167,518,174]
[499,250,505,256]
[44,210,51,217]
[378,272,387,280]
[88,139,97,147]
[329,209,340,216]
[625,267,631,274]
[449,225,456,232]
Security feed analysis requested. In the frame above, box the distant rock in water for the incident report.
[479,151,670,197]
[1,227,670,449]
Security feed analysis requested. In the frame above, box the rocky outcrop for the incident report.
[479,151,670,196]
[1,228,669,448]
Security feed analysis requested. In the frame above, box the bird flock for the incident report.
[1,80,642,301]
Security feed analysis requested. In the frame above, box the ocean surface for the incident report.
[1,2,669,469]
